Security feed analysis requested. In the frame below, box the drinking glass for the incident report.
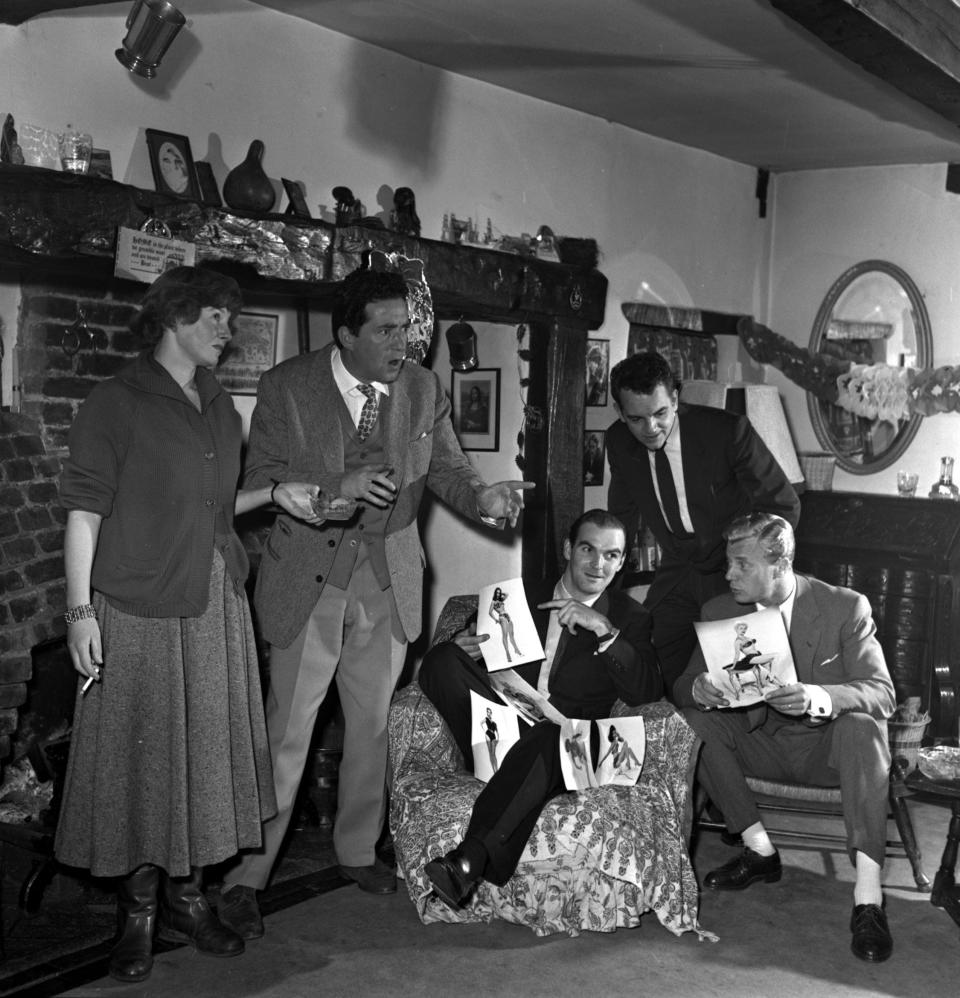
[58,130,92,174]
[896,470,919,498]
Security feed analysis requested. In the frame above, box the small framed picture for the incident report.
[583,430,606,486]
[88,148,113,180]
[216,311,279,395]
[282,177,312,219]
[194,161,222,207]
[144,128,200,200]
[452,368,500,451]
[586,338,610,407]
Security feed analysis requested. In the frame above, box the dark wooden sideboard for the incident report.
[795,490,960,741]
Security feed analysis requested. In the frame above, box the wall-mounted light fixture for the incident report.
[116,0,186,79]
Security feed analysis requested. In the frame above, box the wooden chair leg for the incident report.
[888,782,931,891]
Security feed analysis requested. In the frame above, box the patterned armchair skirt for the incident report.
[388,681,709,939]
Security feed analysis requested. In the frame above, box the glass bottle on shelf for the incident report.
[928,456,960,500]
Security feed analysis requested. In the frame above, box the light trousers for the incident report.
[225,549,407,888]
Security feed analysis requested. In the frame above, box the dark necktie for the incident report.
[655,446,688,535]
[357,383,379,441]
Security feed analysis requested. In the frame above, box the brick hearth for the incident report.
[0,278,140,763]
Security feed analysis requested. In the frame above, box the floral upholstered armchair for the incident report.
[387,595,710,940]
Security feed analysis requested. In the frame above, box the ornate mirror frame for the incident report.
[807,259,932,475]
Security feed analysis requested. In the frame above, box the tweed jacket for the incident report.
[607,403,800,602]
[245,343,485,648]
[672,574,896,728]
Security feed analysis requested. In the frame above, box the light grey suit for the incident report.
[226,343,487,883]
[675,574,896,865]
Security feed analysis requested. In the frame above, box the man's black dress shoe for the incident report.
[424,850,476,909]
[850,902,893,962]
[338,858,397,895]
[704,847,782,891]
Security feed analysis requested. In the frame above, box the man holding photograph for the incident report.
[673,512,897,963]
[417,509,662,907]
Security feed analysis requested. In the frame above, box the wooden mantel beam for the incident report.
[771,0,960,129]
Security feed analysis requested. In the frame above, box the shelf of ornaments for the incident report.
[0,165,607,327]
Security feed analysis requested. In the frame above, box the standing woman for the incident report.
[54,267,321,983]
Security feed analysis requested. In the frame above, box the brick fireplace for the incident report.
[0,276,140,767]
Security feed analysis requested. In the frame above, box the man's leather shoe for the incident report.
[850,902,892,962]
[338,858,397,895]
[424,850,475,909]
[704,847,782,891]
[218,884,264,940]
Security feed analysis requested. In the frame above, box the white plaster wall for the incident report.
[0,1,766,635]
[766,165,960,498]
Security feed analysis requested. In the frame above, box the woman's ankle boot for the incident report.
[109,864,160,982]
[158,868,244,957]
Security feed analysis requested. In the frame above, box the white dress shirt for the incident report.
[331,347,390,426]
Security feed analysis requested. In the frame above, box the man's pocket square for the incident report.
[818,654,839,667]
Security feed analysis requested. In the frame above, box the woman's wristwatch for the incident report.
[64,603,96,624]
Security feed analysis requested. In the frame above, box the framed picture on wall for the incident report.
[144,128,200,200]
[586,338,609,407]
[583,430,606,486]
[452,368,500,451]
[216,312,279,395]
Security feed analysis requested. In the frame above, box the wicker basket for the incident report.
[888,718,930,772]
[798,452,836,491]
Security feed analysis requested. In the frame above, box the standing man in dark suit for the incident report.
[417,509,662,907]
[606,351,799,695]
[219,269,531,937]
[674,512,896,963]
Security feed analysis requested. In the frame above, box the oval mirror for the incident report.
[807,260,932,475]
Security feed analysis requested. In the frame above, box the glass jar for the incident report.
[57,127,92,174]
[928,456,960,500]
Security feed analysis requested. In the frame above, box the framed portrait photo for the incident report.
[282,177,312,219]
[145,128,200,200]
[583,430,606,487]
[452,368,500,451]
[586,338,610,407]
[216,311,279,395]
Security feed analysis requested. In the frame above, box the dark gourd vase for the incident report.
[223,139,276,213]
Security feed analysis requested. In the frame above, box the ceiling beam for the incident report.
[0,1,112,25]
[771,0,960,128]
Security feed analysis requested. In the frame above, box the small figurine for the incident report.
[390,186,421,237]
[332,185,364,227]
[1,113,24,165]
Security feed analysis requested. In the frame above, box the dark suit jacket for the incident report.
[672,574,896,730]
[245,342,485,648]
[606,403,800,604]
[511,581,662,718]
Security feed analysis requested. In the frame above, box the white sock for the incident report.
[741,821,776,857]
[853,852,883,906]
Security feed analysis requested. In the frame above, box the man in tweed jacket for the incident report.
[220,269,529,936]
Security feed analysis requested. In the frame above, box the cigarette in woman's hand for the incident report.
[81,670,100,695]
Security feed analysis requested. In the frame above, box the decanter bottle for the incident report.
[928,456,960,500]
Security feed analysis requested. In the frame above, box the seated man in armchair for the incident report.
[418,509,663,908]
[673,512,897,963]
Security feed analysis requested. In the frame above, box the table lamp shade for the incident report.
[681,380,804,485]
